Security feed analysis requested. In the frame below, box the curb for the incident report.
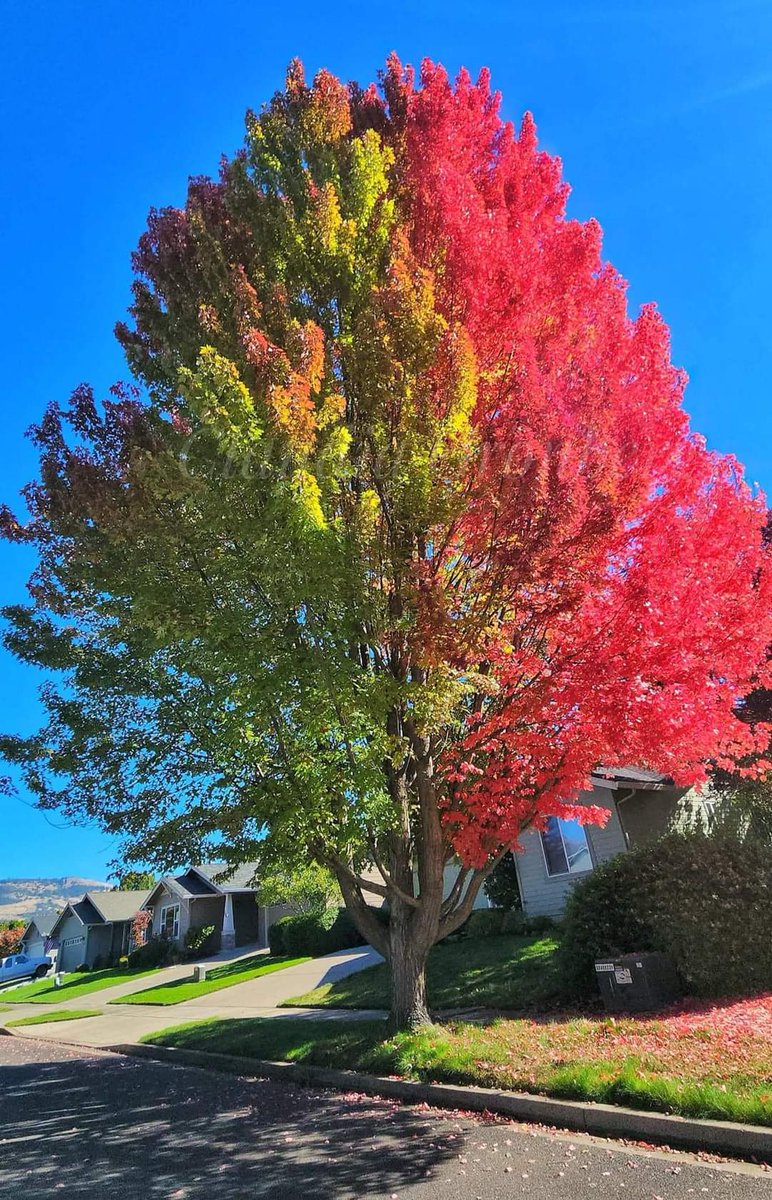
[109,1041,772,1162]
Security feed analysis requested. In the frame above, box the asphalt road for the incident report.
[1,1036,771,1200]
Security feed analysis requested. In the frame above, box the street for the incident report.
[0,1036,770,1199]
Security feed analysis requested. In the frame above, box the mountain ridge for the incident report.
[0,876,111,921]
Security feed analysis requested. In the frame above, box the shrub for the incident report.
[522,914,556,936]
[0,927,21,956]
[281,908,338,957]
[184,924,217,958]
[463,909,505,938]
[278,907,369,957]
[501,910,526,936]
[118,955,129,970]
[128,935,172,969]
[268,915,292,957]
[559,832,772,999]
[483,852,522,911]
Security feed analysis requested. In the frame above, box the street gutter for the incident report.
[109,1039,772,1163]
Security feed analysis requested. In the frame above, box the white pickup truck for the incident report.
[0,952,53,988]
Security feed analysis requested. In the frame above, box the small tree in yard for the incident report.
[2,59,772,1028]
[257,864,338,916]
[112,870,157,891]
[483,852,521,912]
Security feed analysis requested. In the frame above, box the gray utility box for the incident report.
[594,952,682,1013]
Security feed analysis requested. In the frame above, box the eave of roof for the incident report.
[590,765,674,791]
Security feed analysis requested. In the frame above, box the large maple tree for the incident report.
[3,58,771,1026]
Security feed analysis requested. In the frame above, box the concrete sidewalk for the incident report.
[2,945,386,1047]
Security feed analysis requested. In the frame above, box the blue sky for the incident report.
[1,1,771,880]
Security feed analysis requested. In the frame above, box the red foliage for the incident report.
[130,909,151,949]
[381,58,772,862]
[0,927,22,956]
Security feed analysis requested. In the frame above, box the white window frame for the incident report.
[160,904,181,941]
[539,816,593,879]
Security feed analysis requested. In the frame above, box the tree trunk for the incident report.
[388,907,432,1030]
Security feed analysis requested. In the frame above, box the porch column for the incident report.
[221,893,236,950]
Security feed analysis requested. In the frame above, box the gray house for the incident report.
[50,890,151,972]
[20,907,60,959]
[511,766,702,918]
[143,863,289,953]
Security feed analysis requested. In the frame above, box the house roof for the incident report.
[144,862,260,907]
[22,906,60,940]
[192,863,259,893]
[591,765,673,790]
[85,891,151,923]
[50,890,149,935]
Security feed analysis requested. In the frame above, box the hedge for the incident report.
[559,832,772,998]
[268,907,385,958]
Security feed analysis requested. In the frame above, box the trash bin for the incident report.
[594,952,682,1013]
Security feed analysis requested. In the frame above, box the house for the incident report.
[511,766,703,919]
[50,890,151,972]
[143,863,290,954]
[20,907,60,959]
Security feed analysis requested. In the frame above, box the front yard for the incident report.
[5,1008,102,1027]
[144,990,772,1126]
[2,967,158,1004]
[283,934,564,1012]
[116,953,311,1005]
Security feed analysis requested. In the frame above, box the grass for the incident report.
[2,967,158,1005]
[115,954,312,1005]
[5,1008,102,1027]
[143,1002,772,1127]
[283,935,564,1012]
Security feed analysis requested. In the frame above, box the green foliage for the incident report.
[112,870,157,891]
[483,852,522,911]
[257,864,338,915]
[128,935,173,970]
[463,909,505,938]
[268,915,292,957]
[279,906,366,957]
[559,832,772,998]
[183,924,217,958]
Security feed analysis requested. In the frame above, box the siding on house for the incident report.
[514,787,627,918]
[56,912,90,972]
[148,884,194,943]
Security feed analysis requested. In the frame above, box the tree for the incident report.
[112,870,157,892]
[2,58,771,1028]
[257,864,338,915]
[0,926,22,956]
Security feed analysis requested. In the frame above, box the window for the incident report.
[540,817,592,877]
[160,904,180,940]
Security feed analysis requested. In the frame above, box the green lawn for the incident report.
[3,967,158,1005]
[5,1008,102,1027]
[284,935,564,1012]
[143,1011,772,1128]
[115,954,311,1005]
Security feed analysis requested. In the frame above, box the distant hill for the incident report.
[0,877,110,922]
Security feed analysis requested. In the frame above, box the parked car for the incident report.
[0,952,52,987]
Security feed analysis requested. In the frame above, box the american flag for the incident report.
[44,937,59,956]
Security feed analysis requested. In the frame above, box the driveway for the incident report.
[2,945,386,1047]
[2,1037,769,1200]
